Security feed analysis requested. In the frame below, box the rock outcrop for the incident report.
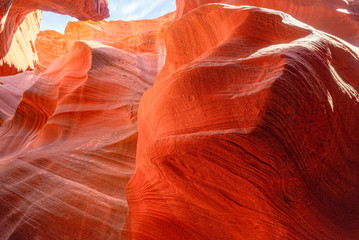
[1,0,359,239]
[0,41,143,239]
[0,0,109,76]
[0,10,41,76]
[124,3,359,240]
[35,30,66,68]
[0,10,173,240]
[175,0,359,46]
[64,12,174,54]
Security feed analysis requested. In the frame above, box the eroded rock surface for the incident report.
[0,0,109,76]
[0,9,172,240]
[176,0,359,45]
[124,3,359,240]
[1,0,359,239]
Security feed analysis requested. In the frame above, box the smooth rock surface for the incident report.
[0,0,109,76]
[0,11,172,240]
[35,30,66,68]
[64,12,174,54]
[124,4,359,240]
[1,0,359,239]
[175,0,359,45]
[0,10,41,76]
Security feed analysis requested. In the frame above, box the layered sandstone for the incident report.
[176,0,359,46]
[0,3,171,240]
[35,30,66,68]
[1,0,359,239]
[0,0,109,76]
[124,3,359,240]
[0,10,41,76]
[0,41,157,239]
[64,12,174,54]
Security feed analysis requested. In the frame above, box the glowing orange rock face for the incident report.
[35,12,174,73]
[176,0,359,45]
[0,0,110,76]
[35,30,66,68]
[0,41,138,239]
[124,4,359,240]
[0,13,172,240]
[64,12,174,54]
[1,1,359,240]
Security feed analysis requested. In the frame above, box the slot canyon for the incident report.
[0,0,359,239]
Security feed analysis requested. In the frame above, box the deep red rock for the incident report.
[0,0,109,76]
[176,0,359,45]
[124,4,359,240]
[0,9,172,240]
[35,30,66,68]
[1,0,359,239]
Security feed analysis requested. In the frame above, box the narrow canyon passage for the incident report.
[0,0,359,239]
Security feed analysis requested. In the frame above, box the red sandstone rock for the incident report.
[0,0,109,76]
[175,0,359,45]
[124,4,359,240]
[0,41,154,239]
[0,8,171,240]
[35,30,66,68]
[1,0,359,240]
[35,12,174,73]
[0,10,41,76]
[64,12,174,54]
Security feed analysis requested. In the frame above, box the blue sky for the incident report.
[40,0,176,33]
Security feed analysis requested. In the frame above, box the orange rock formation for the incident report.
[0,9,174,238]
[1,0,359,239]
[0,0,109,76]
[176,0,359,45]
[35,30,66,68]
[124,2,359,240]
[0,10,41,76]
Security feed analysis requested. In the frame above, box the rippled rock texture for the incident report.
[0,10,41,76]
[176,0,359,45]
[0,6,173,240]
[0,0,109,76]
[1,0,359,239]
[124,3,359,240]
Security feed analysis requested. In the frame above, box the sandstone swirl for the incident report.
[35,30,66,68]
[176,0,359,46]
[1,0,359,239]
[0,0,110,76]
[124,3,359,240]
[0,9,173,240]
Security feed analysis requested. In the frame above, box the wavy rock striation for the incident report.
[1,0,359,239]
[0,43,151,239]
[0,10,41,76]
[64,12,174,54]
[0,11,172,240]
[175,0,359,46]
[0,0,109,76]
[35,30,66,68]
[35,12,174,74]
[124,4,359,240]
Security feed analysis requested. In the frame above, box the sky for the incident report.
[40,0,176,33]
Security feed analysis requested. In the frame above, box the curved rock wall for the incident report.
[0,7,173,240]
[124,3,359,240]
[1,0,359,239]
[175,0,359,46]
[0,0,109,76]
